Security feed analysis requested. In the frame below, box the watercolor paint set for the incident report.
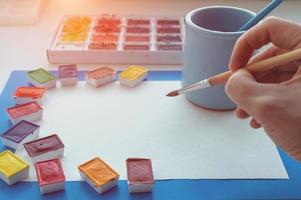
[126,158,154,193]
[0,0,43,25]
[35,158,65,194]
[0,150,29,185]
[23,134,65,163]
[47,15,184,65]
[0,120,40,150]
[78,157,120,194]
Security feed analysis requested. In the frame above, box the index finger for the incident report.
[229,17,301,71]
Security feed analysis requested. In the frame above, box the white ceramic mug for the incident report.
[182,6,256,110]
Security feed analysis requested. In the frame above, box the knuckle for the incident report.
[225,72,252,100]
[225,73,240,97]
[263,16,280,25]
[236,35,244,44]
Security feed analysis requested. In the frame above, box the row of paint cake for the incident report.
[86,65,148,87]
[7,70,51,126]
[27,64,148,89]
[0,150,65,194]
[0,132,66,194]
[2,82,66,193]
[6,64,146,151]
[2,88,66,194]
[9,65,147,125]
[0,123,65,166]
[1,65,150,195]
[78,157,154,194]
[8,66,78,125]
[10,71,50,123]
[28,65,79,89]
[0,149,153,194]
[0,121,65,162]
[52,15,184,52]
[1,66,69,194]
[8,79,46,124]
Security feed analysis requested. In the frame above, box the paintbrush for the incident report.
[238,0,283,31]
[167,48,301,97]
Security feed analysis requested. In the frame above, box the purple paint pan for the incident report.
[0,120,40,150]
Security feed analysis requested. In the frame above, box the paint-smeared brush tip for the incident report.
[166,90,179,97]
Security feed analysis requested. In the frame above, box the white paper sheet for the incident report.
[16,81,288,181]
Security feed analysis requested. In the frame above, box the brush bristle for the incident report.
[166,90,179,97]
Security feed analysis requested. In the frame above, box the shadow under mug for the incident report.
[182,6,256,110]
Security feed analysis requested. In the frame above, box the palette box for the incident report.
[28,68,56,89]
[0,150,29,185]
[13,86,46,105]
[0,0,44,25]
[0,120,40,150]
[78,157,119,194]
[119,65,148,87]
[59,64,78,86]
[86,67,116,87]
[35,158,65,194]
[126,158,154,193]
[23,134,65,163]
[47,15,184,66]
[7,101,43,125]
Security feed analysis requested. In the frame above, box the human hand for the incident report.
[225,17,301,161]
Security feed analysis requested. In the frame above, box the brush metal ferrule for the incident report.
[179,78,211,94]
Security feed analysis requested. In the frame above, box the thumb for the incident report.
[225,69,268,113]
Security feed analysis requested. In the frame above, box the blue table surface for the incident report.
[0,71,301,200]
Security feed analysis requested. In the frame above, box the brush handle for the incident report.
[209,48,301,86]
[239,0,283,31]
